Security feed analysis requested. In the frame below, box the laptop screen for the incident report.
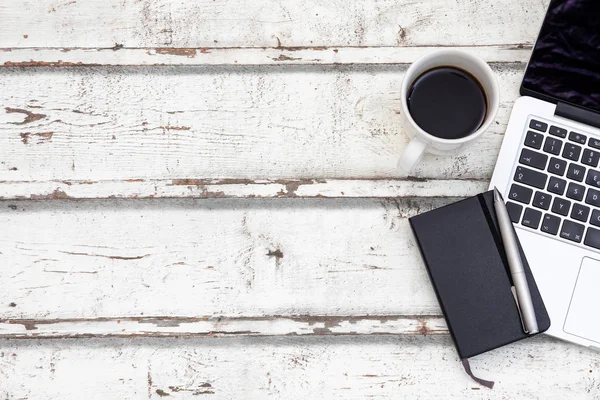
[522,0,600,114]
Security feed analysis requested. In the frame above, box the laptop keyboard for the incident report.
[507,117,600,251]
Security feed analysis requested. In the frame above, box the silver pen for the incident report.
[493,187,539,334]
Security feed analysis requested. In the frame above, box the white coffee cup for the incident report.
[398,50,500,173]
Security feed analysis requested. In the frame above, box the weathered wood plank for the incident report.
[0,336,597,399]
[0,45,532,67]
[0,197,450,322]
[0,315,447,338]
[1,0,550,49]
[0,64,521,186]
[0,178,488,200]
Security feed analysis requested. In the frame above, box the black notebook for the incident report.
[409,190,551,360]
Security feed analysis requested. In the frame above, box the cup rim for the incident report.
[401,49,500,146]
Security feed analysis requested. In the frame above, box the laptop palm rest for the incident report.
[564,257,600,344]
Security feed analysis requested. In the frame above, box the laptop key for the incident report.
[522,208,542,229]
[543,137,563,155]
[506,202,523,223]
[591,210,600,227]
[582,149,600,168]
[584,227,600,250]
[566,182,585,201]
[524,131,544,150]
[524,131,544,149]
[541,214,561,235]
[508,183,533,204]
[560,220,585,243]
[589,138,600,150]
[549,126,567,138]
[533,191,552,210]
[530,119,548,132]
[586,188,600,207]
[571,203,590,222]
[514,166,547,189]
[519,148,548,170]
[562,143,582,161]
[569,132,587,145]
[586,169,600,188]
[547,157,567,176]
[551,197,571,216]
[566,163,586,182]
[547,176,566,195]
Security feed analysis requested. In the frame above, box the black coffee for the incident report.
[407,67,487,140]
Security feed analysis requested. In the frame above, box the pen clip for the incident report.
[511,286,530,334]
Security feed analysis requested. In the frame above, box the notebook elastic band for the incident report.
[461,358,495,389]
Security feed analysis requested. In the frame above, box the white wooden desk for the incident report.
[1,0,599,398]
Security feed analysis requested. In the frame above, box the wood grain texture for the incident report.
[0,64,521,188]
[0,197,451,321]
[0,336,598,399]
[0,315,448,338]
[0,46,532,67]
[1,0,549,48]
[0,178,488,200]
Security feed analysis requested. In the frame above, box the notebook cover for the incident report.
[409,190,551,359]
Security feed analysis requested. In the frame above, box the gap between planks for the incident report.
[0,45,532,66]
[0,178,488,200]
[0,315,447,338]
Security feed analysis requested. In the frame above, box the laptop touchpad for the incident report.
[564,257,600,344]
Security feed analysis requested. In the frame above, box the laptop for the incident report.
[490,0,600,349]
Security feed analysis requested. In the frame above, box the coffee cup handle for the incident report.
[398,138,427,173]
